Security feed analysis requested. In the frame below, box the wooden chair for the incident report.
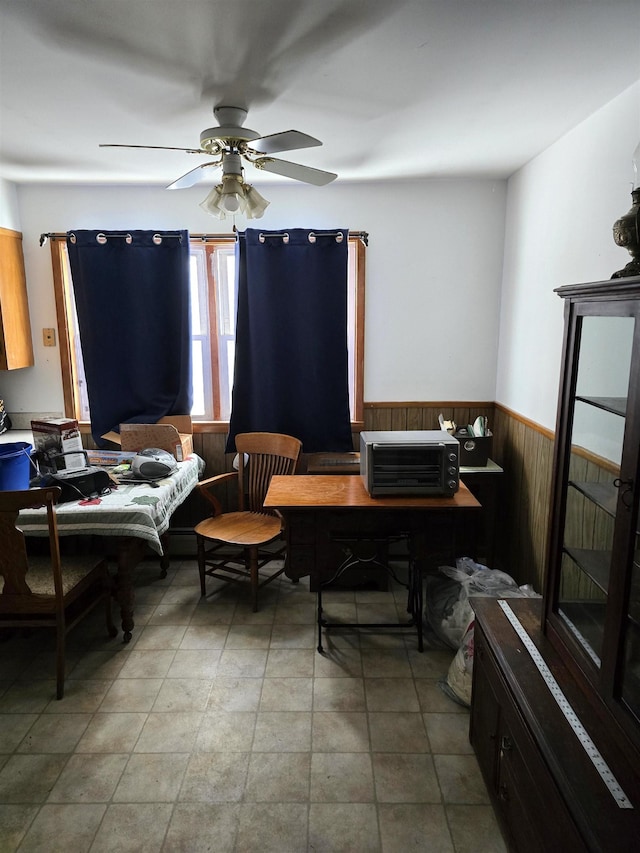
[0,487,116,699]
[195,432,302,611]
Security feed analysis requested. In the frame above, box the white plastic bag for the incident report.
[440,618,476,706]
[432,558,541,707]
[427,557,539,649]
[439,557,521,596]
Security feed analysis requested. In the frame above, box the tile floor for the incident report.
[0,559,506,852]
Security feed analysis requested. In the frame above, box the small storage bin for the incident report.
[455,429,492,467]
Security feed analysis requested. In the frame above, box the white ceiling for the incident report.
[1,0,639,189]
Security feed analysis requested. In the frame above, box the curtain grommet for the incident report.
[96,233,107,245]
[307,231,343,244]
[152,234,163,245]
[259,232,289,244]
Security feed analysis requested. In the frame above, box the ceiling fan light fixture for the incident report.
[199,176,245,219]
[200,175,269,220]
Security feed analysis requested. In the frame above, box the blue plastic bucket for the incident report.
[0,441,33,491]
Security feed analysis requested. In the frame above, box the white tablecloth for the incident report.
[18,454,204,555]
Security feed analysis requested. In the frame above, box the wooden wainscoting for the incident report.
[491,405,555,593]
[362,401,496,433]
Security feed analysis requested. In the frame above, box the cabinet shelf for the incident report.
[569,480,618,517]
[575,396,626,417]
[563,546,610,594]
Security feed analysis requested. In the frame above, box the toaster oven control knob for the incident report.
[447,480,457,491]
[448,452,457,462]
[447,466,457,476]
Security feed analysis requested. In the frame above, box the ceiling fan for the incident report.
[100,105,337,218]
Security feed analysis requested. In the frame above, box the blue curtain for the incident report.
[67,230,192,447]
[226,228,353,453]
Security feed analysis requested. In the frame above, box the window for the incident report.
[50,233,365,428]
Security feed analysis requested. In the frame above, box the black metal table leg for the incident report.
[317,583,325,653]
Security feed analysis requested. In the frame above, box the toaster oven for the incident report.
[359,430,460,496]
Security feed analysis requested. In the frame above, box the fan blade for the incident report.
[249,130,322,155]
[100,143,207,154]
[254,157,337,186]
[166,162,221,190]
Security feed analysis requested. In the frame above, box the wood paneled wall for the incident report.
[362,402,496,434]
[491,405,555,593]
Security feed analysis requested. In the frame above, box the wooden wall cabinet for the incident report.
[470,277,640,851]
[0,227,34,369]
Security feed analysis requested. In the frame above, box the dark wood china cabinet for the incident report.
[470,276,640,852]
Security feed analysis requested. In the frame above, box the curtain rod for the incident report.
[40,230,369,247]
[39,231,184,246]
[168,230,369,245]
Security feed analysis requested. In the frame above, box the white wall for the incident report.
[0,178,20,230]
[3,177,507,417]
[496,81,640,432]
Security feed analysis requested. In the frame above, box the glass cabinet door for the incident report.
[557,315,633,667]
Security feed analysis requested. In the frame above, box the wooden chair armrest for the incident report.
[198,472,237,490]
[197,471,237,515]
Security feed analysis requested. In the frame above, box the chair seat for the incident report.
[195,511,282,547]
[24,555,106,597]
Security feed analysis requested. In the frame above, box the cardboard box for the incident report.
[31,417,86,473]
[85,450,137,468]
[102,416,193,462]
[455,429,493,467]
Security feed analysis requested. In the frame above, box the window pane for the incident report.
[191,339,206,418]
[189,247,213,419]
[189,254,204,334]
[215,248,236,337]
